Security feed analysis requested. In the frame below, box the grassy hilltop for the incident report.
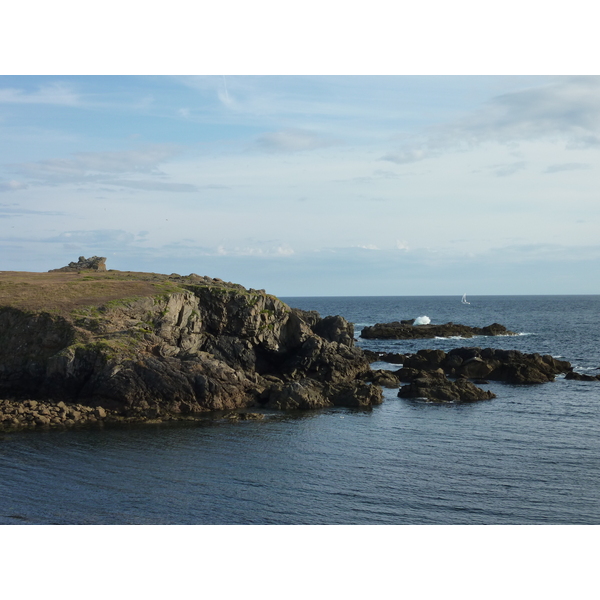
[0,269,237,315]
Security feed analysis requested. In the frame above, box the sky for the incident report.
[1,74,599,296]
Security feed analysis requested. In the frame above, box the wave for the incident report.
[413,316,431,325]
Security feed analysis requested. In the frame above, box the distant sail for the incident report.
[461,294,470,305]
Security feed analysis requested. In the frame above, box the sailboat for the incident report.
[461,294,470,305]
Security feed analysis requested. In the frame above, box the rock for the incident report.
[49,256,107,272]
[367,369,401,388]
[360,321,517,340]
[0,274,382,419]
[565,372,600,381]
[398,370,495,403]
[403,349,446,371]
[239,412,265,420]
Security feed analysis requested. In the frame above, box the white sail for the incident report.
[461,294,470,304]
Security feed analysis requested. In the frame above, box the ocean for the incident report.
[1,295,599,524]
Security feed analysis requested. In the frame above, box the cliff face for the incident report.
[0,276,381,417]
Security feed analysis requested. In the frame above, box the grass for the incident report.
[0,268,285,318]
[0,270,200,315]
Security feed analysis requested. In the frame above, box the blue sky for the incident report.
[1,75,599,295]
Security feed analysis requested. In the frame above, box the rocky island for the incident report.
[361,320,516,339]
[0,259,381,430]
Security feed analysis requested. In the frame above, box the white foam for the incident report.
[413,316,431,325]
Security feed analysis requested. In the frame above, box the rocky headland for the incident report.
[0,259,587,427]
[360,321,516,339]
[0,261,381,431]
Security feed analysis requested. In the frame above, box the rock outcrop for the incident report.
[390,347,571,384]
[564,371,600,381]
[49,256,107,272]
[360,321,516,339]
[397,369,496,403]
[0,272,382,427]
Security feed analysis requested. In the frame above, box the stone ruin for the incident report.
[49,256,107,273]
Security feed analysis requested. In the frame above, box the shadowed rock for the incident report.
[360,321,516,340]
[398,369,495,403]
[0,272,383,424]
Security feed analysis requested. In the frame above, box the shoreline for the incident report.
[0,398,267,433]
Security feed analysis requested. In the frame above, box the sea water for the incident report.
[0,296,598,524]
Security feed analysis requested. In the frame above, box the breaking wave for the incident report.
[413,316,431,325]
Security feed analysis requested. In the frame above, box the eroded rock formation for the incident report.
[0,276,381,428]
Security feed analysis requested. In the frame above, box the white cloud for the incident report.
[0,203,63,218]
[488,161,527,177]
[15,144,180,180]
[381,77,600,164]
[0,179,27,192]
[544,162,591,174]
[45,229,137,246]
[381,149,432,165]
[213,243,295,257]
[255,129,339,153]
[0,82,80,106]
[106,179,198,192]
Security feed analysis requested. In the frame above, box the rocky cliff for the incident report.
[0,269,382,424]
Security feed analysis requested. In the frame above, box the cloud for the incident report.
[0,203,64,218]
[15,144,180,182]
[488,161,527,177]
[544,162,591,174]
[106,179,198,192]
[45,230,137,246]
[381,77,600,164]
[0,179,28,192]
[8,144,196,191]
[255,129,338,153]
[381,148,433,165]
[214,243,295,257]
[445,77,600,145]
[0,82,80,106]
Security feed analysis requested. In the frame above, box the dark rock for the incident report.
[367,369,401,388]
[1,280,383,418]
[403,349,446,371]
[395,367,423,382]
[398,370,495,403]
[360,321,517,340]
[565,372,600,381]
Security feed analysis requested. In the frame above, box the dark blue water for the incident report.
[1,296,599,524]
